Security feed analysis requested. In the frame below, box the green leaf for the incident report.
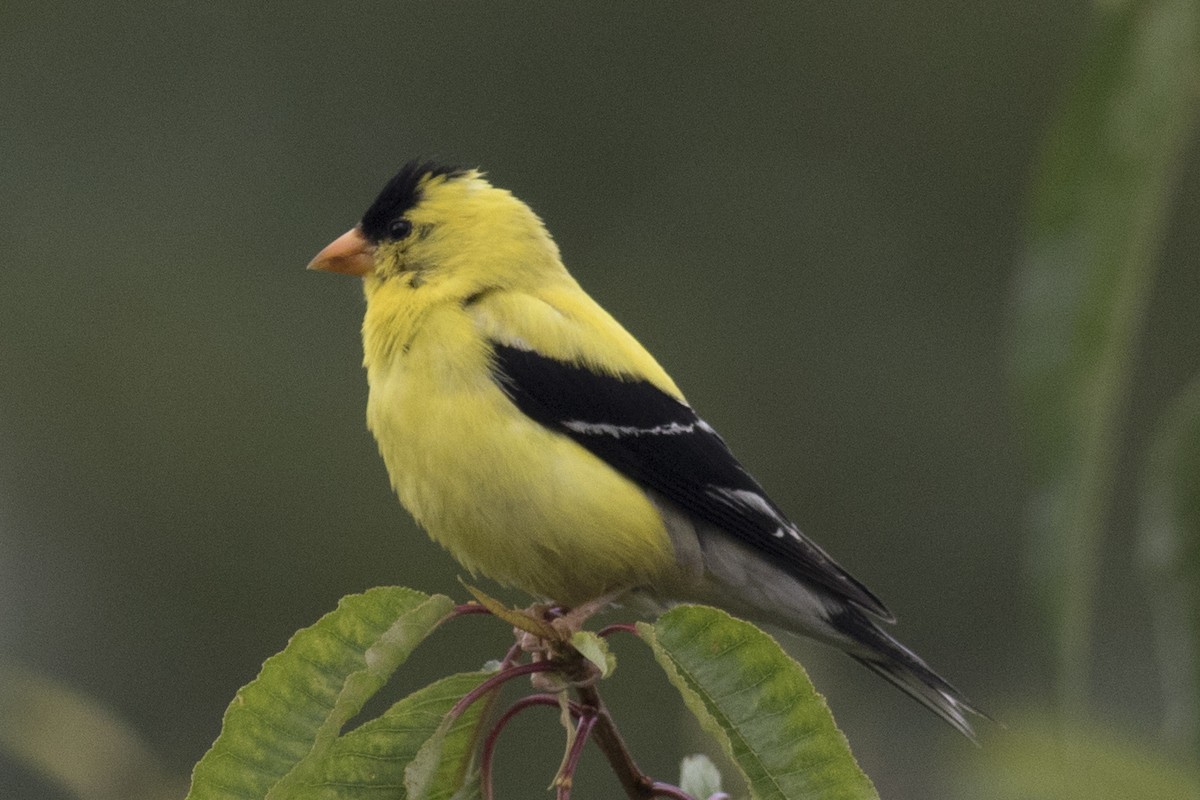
[962,713,1200,800]
[402,674,489,800]
[570,631,616,678]
[291,671,490,800]
[640,605,878,800]
[186,587,455,800]
[678,754,724,800]
[1139,372,1200,754]
[1010,0,1200,711]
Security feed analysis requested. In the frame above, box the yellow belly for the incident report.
[364,305,675,607]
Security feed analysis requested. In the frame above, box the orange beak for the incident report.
[307,227,375,276]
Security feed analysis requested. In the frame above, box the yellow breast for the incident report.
[362,284,675,606]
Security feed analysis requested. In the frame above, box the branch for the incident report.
[555,712,599,800]
[482,694,578,800]
[448,661,557,720]
[597,623,641,639]
[573,683,660,800]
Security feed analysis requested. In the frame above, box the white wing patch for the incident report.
[563,419,717,438]
[707,486,804,542]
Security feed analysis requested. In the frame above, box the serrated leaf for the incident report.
[679,754,723,800]
[186,587,455,800]
[640,605,878,800]
[570,631,615,678]
[290,671,490,800]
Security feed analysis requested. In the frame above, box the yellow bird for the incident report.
[309,160,980,736]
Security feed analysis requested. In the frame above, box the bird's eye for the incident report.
[388,218,413,240]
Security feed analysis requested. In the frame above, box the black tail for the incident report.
[828,607,986,739]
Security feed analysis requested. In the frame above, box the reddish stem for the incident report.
[481,694,575,800]
[555,712,599,800]
[574,683,660,800]
[450,602,493,618]
[597,623,641,639]
[439,603,690,800]
[499,640,525,669]
[449,661,557,720]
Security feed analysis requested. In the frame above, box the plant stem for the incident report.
[597,623,641,639]
[574,684,658,800]
[555,713,599,800]
[449,661,556,720]
[450,602,493,618]
[499,641,525,668]
[482,694,575,800]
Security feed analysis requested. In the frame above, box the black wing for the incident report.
[490,343,891,619]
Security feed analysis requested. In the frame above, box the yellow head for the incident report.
[307,161,569,299]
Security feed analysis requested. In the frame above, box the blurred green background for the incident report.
[2,3,1197,799]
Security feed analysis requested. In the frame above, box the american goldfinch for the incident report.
[309,160,979,736]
